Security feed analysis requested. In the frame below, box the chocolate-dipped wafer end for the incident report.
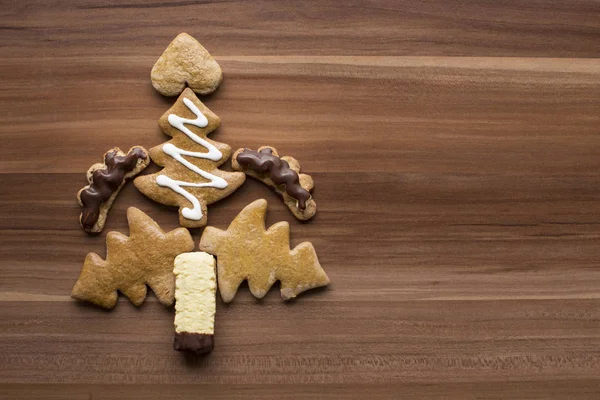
[173,332,214,355]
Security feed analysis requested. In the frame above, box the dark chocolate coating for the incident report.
[80,147,147,229]
[173,332,214,355]
[236,148,311,210]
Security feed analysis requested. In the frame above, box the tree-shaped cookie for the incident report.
[199,199,330,302]
[71,207,195,309]
[134,88,245,228]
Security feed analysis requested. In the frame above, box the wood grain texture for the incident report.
[1,0,600,399]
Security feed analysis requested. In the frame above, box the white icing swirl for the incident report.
[156,97,227,221]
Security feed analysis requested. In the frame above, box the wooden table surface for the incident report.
[1,1,599,398]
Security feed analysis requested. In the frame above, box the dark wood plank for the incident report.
[1,57,598,174]
[3,382,600,400]
[0,299,598,384]
[2,171,600,301]
[1,0,599,398]
[0,0,599,57]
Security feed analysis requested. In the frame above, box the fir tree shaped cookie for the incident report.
[199,199,330,302]
[71,207,195,309]
[134,88,245,228]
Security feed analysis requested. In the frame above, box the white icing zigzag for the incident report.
[156,97,228,220]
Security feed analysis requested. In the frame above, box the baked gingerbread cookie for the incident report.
[151,33,223,97]
[232,146,316,220]
[77,146,150,234]
[71,207,194,309]
[173,252,216,355]
[199,199,329,302]
[134,88,245,228]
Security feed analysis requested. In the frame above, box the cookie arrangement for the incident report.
[72,33,329,355]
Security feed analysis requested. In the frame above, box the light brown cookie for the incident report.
[173,252,216,355]
[151,33,223,97]
[71,207,195,309]
[199,199,329,302]
[232,146,316,220]
[134,88,245,229]
[77,146,150,234]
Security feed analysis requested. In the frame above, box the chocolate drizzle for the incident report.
[236,148,311,210]
[173,332,214,355]
[80,148,147,229]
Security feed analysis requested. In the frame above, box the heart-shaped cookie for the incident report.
[151,33,223,97]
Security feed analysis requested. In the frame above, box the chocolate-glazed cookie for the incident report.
[77,146,150,233]
[232,146,316,221]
